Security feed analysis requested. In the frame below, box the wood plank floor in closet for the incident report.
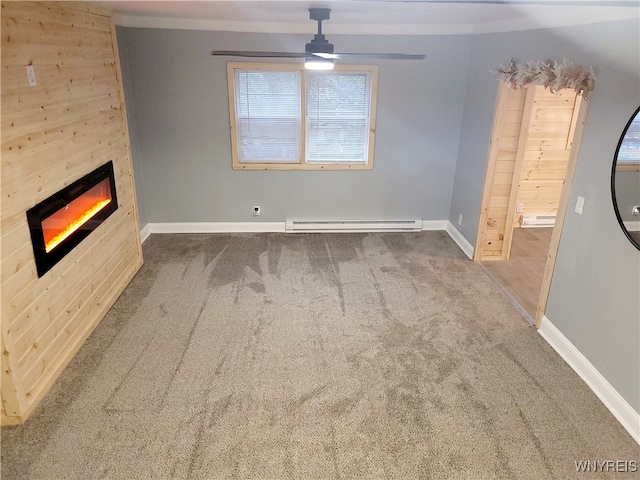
[481,227,553,320]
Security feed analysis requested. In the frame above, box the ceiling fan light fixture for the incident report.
[305,57,334,70]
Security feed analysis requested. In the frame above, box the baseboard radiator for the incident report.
[521,215,556,228]
[285,220,422,233]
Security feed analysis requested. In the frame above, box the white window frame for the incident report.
[227,62,378,171]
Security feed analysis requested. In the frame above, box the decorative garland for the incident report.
[495,58,595,98]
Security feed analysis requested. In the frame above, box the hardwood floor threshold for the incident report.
[479,264,535,326]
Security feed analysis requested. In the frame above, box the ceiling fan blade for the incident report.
[212,9,425,62]
[212,50,310,58]
[312,52,426,60]
[212,51,426,61]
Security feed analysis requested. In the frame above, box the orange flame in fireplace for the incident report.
[44,199,112,253]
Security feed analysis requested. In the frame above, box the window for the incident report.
[615,107,640,170]
[227,62,378,170]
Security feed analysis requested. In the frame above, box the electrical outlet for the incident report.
[458,214,463,226]
[253,206,261,216]
[516,203,524,213]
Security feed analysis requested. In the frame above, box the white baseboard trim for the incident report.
[139,224,151,244]
[445,222,474,259]
[421,220,449,231]
[623,220,640,232]
[538,316,640,445]
[142,220,449,236]
[139,220,475,263]
[146,222,286,234]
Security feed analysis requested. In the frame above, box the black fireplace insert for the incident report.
[26,161,118,277]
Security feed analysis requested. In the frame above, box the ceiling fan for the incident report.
[211,8,425,68]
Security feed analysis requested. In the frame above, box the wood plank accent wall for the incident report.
[475,85,528,260]
[1,1,142,424]
[513,85,577,225]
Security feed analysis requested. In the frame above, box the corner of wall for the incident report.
[140,224,152,243]
[445,222,474,259]
[538,315,640,445]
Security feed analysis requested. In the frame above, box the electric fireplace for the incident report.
[27,161,118,277]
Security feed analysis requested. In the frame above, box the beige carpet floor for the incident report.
[1,232,638,479]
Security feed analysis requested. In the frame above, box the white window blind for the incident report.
[234,69,301,163]
[227,63,377,170]
[306,72,370,164]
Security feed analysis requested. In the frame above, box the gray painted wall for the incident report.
[117,19,640,415]
[116,28,471,224]
[450,19,640,412]
[118,34,149,228]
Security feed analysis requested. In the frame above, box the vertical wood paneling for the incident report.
[475,85,528,260]
[503,86,536,259]
[1,1,142,424]
[513,86,576,226]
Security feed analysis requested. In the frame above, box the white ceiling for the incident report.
[95,0,640,35]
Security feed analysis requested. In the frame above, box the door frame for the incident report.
[474,84,510,262]
[534,94,590,327]
[473,84,535,262]
[474,82,591,328]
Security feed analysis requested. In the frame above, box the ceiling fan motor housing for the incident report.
[306,8,334,54]
[306,35,334,54]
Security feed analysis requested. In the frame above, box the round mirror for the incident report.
[612,106,640,250]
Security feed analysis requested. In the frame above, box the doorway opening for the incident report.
[474,83,590,326]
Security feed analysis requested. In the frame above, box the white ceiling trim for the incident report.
[112,9,640,35]
[112,15,477,35]
[105,0,640,35]
[473,7,640,33]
